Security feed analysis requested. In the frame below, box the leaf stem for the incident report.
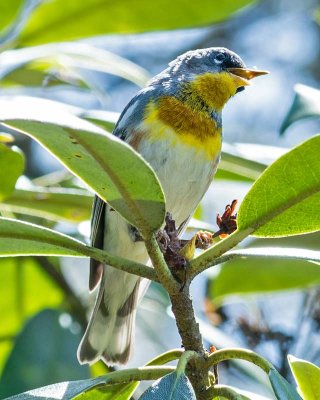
[188,229,252,279]
[205,384,243,399]
[205,348,273,374]
[101,366,175,385]
[146,348,184,366]
[176,350,198,377]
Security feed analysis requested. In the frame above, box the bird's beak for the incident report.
[227,67,269,81]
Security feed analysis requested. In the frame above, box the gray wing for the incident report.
[89,195,106,291]
[88,88,155,291]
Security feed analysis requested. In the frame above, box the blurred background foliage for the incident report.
[0,0,319,398]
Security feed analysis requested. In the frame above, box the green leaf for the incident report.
[17,0,257,46]
[0,188,92,222]
[0,43,149,88]
[268,369,301,400]
[74,382,139,400]
[0,98,165,235]
[288,355,320,400]
[0,257,63,373]
[0,309,89,398]
[3,377,106,400]
[139,371,196,400]
[210,251,320,303]
[280,85,320,135]
[0,0,24,33]
[0,217,88,257]
[237,135,320,237]
[0,144,24,201]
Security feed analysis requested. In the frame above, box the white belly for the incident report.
[137,135,220,227]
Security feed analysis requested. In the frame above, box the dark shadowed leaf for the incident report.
[0,309,89,398]
[237,135,320,237]
[17,0,257,46]
[268,369,301,400]
[0,97,165,235]
[139,371,196,400]
[288,355,320,400]
[280,85,320,135]
[0,144,24,201]
[0,188,92,222]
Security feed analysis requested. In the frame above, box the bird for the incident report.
[77,47,267,366]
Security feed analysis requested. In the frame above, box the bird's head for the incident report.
[167,47,268,111]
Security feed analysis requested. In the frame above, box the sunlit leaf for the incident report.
[3,377,106,400]
[0,144,24,201]
[0,43,149,87]
[0,217,88,257]
[288,355,320,400]
[0,188,92,222]
[268,369,301,400]
[139,371,196,400]
[210,251,320,303]
[280,84,320,135]
[17,0,257,45]
[0,97,165,235]
[0,257,63,374]
[74,382,139,400]
[237,135,320,237]
[0,309,89,398]
[0,0,24,33]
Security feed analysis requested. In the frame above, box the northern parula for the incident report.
[77,47,267,365]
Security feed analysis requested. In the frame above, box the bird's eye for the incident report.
[215,53,226,64]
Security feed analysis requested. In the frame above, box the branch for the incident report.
[144,234,179,292]
[85,245,157,282]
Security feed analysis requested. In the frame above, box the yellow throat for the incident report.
[143,71,245,160]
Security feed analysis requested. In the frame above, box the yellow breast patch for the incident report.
[143,98,222,160]
[190,71,249,110]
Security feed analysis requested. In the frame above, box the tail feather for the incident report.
[77,273,140,365]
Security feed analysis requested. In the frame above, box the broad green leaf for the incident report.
[210,251,320,303]
[0,98,165,235]
[81,110,118,132]
[0,144,24,200]
[0,257,63,373]
[17,0,257,46]
[139,371,196,400]
[0,188,92,222]
[74,382,139,400]
[268,369,301,400]
[237,136,320,237]
[0,309,89,398]
[3,377,105,400]
[280,85,320,135]
[0,0,24,33]
[0,43,149,87]
[0,217,88,257]
[288,355,320,400]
